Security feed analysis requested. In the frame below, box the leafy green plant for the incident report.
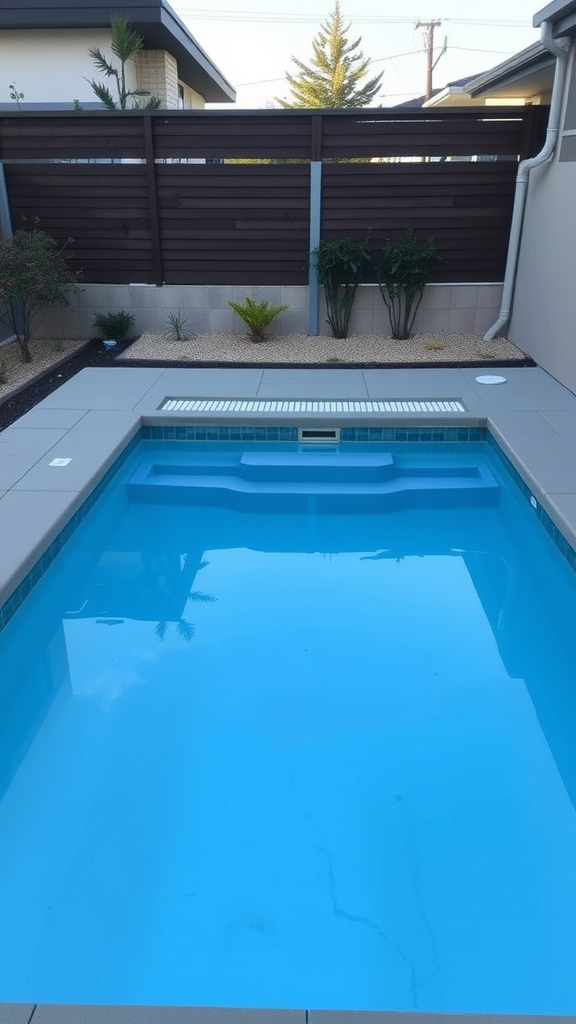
[93,310,135,341]
[0,224,81,363]
[86,16,161,110]
[310,236,371,339]
[0,361,8,386]
[51,337,66,353]
[166,311,193,341]
[9,83,25,109]
[376,226,439,340]
[228,297,288,342]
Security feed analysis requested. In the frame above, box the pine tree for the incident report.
[277,2,383,109]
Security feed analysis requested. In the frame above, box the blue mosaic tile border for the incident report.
[142,425,299,442]
[1,424,575,634]
[485,431,576,573]
[141,425,485,443]
[340,426,484,443]
[0,432,141,634]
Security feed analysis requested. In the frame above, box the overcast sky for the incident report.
[169,0,544,108]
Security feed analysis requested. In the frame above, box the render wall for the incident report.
[508,44,576,394]
[0,29,138,105]
[33,283,502,342]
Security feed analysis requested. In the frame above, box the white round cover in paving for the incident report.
[475,374,507,385]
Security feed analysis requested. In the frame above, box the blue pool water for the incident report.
[0,440,575,1013]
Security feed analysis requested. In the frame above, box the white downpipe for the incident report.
[484,22,571,341]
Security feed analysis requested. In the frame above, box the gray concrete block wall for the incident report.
[33,283,502,341]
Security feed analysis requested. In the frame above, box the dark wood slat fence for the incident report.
[0,107,548,285]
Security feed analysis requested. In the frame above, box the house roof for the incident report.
[392,74,481,108]
[467,42,554,99]
[0,0,236,103]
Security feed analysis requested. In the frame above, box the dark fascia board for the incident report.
[534,0,576,31]
[468,42,554,97]
[0,0,236,103]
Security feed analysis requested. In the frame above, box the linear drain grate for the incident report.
[159,398,466,414]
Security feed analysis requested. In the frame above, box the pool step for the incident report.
[129,452,499,510]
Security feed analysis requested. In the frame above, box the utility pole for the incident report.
[415,19,443,101]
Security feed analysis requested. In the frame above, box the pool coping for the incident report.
[0,1006,572,1024]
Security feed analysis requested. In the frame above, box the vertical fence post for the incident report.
[308,114,323,336]
[0,164,13,237]
[0,162,24,341]
[143,115,164,286]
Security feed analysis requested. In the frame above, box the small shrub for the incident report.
[228,297,288,342]
[0,224,81,363]
[166,312,193,341]
[376,226,439,340]
[326,355,344,362]
[311,236,371,339]
[0,361,8,385]
[51,337,66,353]
[93,310,135,341]
[477,350,495,359]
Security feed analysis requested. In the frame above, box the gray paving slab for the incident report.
[487,410,576,495]
[0,489,83,606]
[256,382,370,399]
[310,1014,570,1024]
[0,428,69,489]
[11,413,140,494]
[539,409,576,438]
[134,368,265,414]
[260,369,365,385]
[9,408,88,430]
[461,366,576,410]
[0,1004,35,1024]
[37,367,166,410]
[362,369,482,410]
[32,1007,304,1024]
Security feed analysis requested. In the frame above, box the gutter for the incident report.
[483,21,572,341]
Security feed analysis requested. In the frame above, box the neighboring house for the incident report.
[397,43,555,108]
[0,0,235,110]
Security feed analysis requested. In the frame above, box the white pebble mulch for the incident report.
[121,330,527,365]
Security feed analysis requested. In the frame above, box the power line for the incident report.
[176,8,532,27]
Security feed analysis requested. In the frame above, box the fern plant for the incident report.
[376,226,439,340]
[228,297,288,342]
[310,236,371,339]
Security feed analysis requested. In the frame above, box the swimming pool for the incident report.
[0,438,575,1014]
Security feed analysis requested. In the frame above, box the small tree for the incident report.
[311,235,371,338]
[0,226,81,363]
[277,2,383,109]
[85,16,161,110]
[376,226,439,340]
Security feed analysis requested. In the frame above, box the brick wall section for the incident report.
[136,50,179,108]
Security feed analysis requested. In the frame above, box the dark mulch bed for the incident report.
[0,338,134,431]
[0,339,537,433]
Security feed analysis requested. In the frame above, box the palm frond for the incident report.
[88,48,117,79]
[86,79,117,109]
[187,591,216,604]
[155,620,169,642]
[110,15,145,64]
[176,619,195,643]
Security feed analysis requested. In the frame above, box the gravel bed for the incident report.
[121,329,529,365]
[0,337,87,401]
